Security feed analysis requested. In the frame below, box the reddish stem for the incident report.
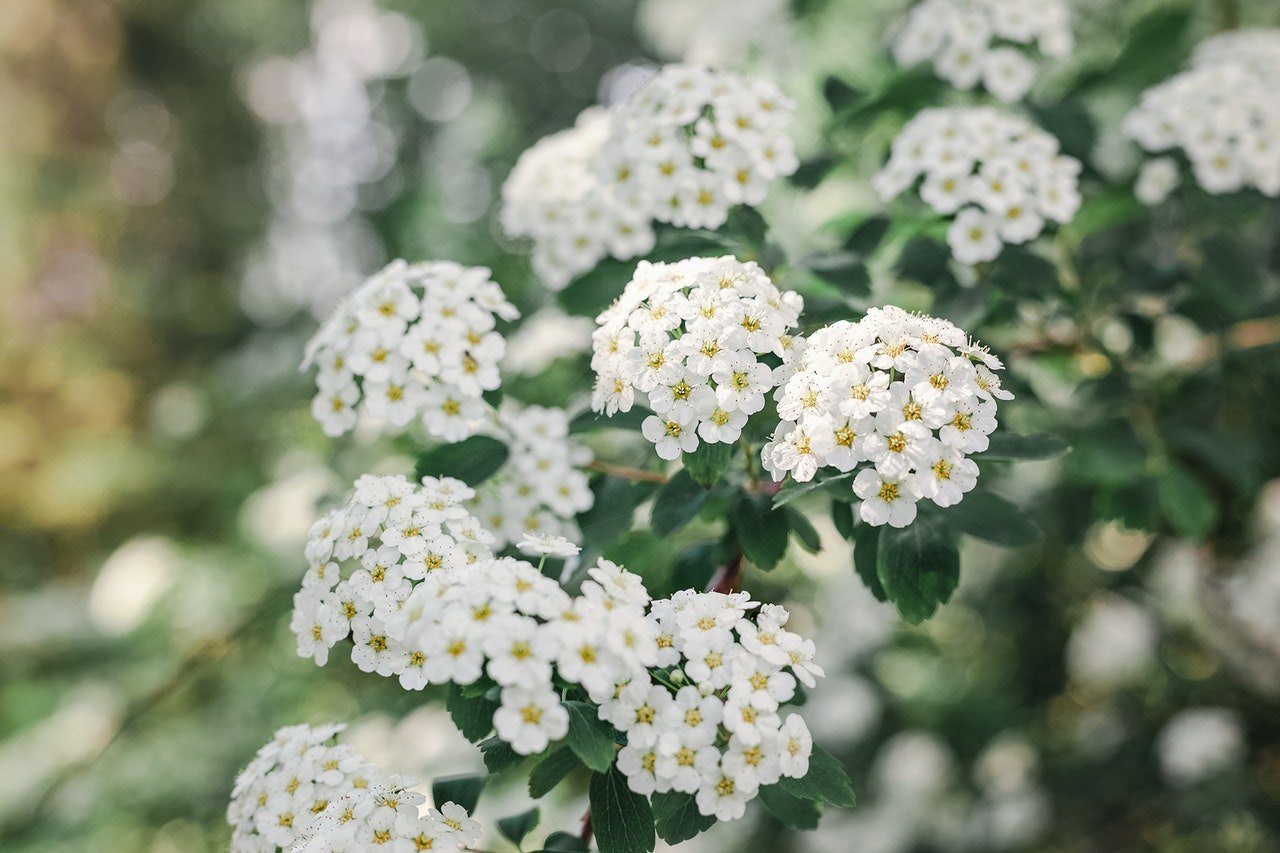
[580,810,594,845]
[708,551,745,594]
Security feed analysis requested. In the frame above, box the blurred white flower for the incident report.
[1157,707,1245,786]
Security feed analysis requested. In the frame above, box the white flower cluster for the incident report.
[227,723,481,853]
[301,259,519,441]
[609,590,820,821]
[501,65,797,289]
[891,0,1073,102]
[874,107,1082,264]
[471,404,595,549]
[590,256,804,461]
[1123,29,1280,198]
[763,306,1011,528]
[637,0,792,68]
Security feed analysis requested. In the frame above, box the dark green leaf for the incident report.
[480,736,523,774]
[895,236,951,284]
[844,215,891,257]
[853,523,887,602]
[876,513,960,624]
[1067,188,1145,239]
[564,700,617,773]
[447,683,497,743]
[839,69,943,123]
[783,506,822,553]
[671,541,720,592]
[726,207,769,252]
[732,492,791,571]
[805,253,870,295]
[1159,464,1219,540]
[569,405,655,434]
[990,246,1060,297]
[529,746,582,799]
[1067,427,1147,485]
[557,259,631,318]
[942,491,1042,547]
[651,470,710,536]
[831,501,856,541]
[759,784,822,829]
[791,156,837,189]
[982,432,1071,461]
[414,435,509,486]
[432,773,487,814]
[774,471,855,508]
[777,745,856,808]
[539,831,590,852]
[682,441,736,488]
[651,791,716,845]
[498,808,540,848]
[589,766,656,853]
[1108,7,1193,87]
[821,75,862,112]
[578,476,655,552]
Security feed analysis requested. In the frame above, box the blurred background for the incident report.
[2,0,1279,851]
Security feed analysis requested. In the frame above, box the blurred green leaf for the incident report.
[777,744,856,808]
[415,435,509,486]
[759,783,823,829]
[1159,464,1219,539]
[498,808,540,849]
[783,506,822,553]
[732,492,791,570]
[529,746,582,799]
[773,471,854,508]
[652,470,709,535]
[683,441,735,488]
[569,406,654,433]
[539,831,590,852]
[432,773,487,814]
[983,432,1071,461]
[853,523,887,602]
[480,736,523,774]
[565,701,617,773]
[942,491,1043,547]
[671,541,720,592]
[876,514,959,624]
[822,75,862,113]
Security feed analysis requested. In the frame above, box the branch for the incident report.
[708,551,745,594]
[585,459,669,484]
[580,809,594,845]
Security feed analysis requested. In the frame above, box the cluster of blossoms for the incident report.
[590,256,804,460]
[609,590,820,821]
[891,0,1073,102]
[874,107,1082,264]
[501,65,797,289]
[1124,29,1280,201]
[470,403,595,549]
[227,723,481,853]
[763,306,1011,528]
[302,259,519,441]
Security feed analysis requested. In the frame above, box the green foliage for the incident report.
[777,745,857,809]
[498,808,540,849]
[564,701,617,773]
[758,784,823,829]
[783,506,823,553]
[529,746,582,799]
[983,432,1071,462]
[589,766,656,853]
[942,491,1043,547]
[1159,463,1219,540]
[480,736,523,774]
[538,831,590,852]
[651,470,710,535]
[682,442,736,488]
[414,435,509,486]
[569,406,654,434]
[431,773,487,814]
[670,541,720,592]
[578,477,653,551]
[651,791,716,845]
[447,683,497,743]
[875,513,960,624]
[853,522,887,602]
[731,492,791,570]
[773,471,854,507]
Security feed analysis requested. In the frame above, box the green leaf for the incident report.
[759,784,822,830]
[447,683,497,743]
[1066,188,1145,239]
[895,236,951,284]
[557,259,631,318]
[539,831,590,852]
[670,541,720,592]
[982,432,1071,462]
[876,513,960,624]
[853,523,887,602]
[790,156,837,189]
[498,808,540,849]
[651,791,716,845]
[821,75,862,112]
[432,773,487,814]
[480,736,523,774]
[805,253,870,296]
[838,69,943,123]
[773,471,855,508]
[578,477,654,552]
[569,405,655,434]
[651,470,710,536]
[414,435,509,486]
[777,745,856,809]
[726,207,769,252]
[783,506,822,553]
[1159,464,1219,540]
[529,746,582,799]
[844,215,891,257]
[942,491,1043,547]
[564,700,617,773]
[831,501,856,541]
[731,492,791,571]
[1108,7,1193,87]
[682,441,736,488]
[589,766,656,853]
[1067,426,1147,486]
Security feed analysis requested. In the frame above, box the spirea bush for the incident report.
[228,11,1280,852]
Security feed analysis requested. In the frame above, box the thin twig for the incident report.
[708,551,745,594]
[585,459,669,484]
[579,810,594,845]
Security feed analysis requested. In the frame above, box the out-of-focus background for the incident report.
[2,1,1279,851]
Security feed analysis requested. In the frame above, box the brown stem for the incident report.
[708,551,745,594]
[580,810,594,845]
[585,459,669,484]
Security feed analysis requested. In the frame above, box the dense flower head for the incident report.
[891,0,1073,102]
[501,65,797,289]
[301,259,519,441]
[227,723,481,853]
[610,590,821,820]
[762,306,1011,528]
[1123,29,1280,198]
[471,403,595,549]
[590,256,804,460]
[874,106,1082,264]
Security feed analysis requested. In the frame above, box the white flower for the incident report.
[301,260,518,441]
[517,532,582,559]
[877,106,1082,263]
[892,0,1073,101]
[776,714,813,779]
[493,686,571,755]
[1157,707,1245,786]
